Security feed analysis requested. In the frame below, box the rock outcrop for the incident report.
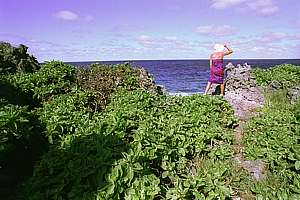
[137,67,166,95]
[222,63,267,184]
[224,63,265,120]
[287,84,300,103]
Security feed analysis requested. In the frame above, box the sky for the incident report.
[0,0,300,61]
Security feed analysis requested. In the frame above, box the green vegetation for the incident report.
[243,64,300,198]
[0,43,241,199]
[253,64,300,88]
[1,61,76,102]
[76,62,160,110]
[23,89,240,199]
[1,42,299,199]
[0,42,39,73]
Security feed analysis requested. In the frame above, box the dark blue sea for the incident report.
[68,59,300,95]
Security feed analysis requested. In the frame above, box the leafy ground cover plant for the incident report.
[37,88,97,144]
[0,99,46,199]
[1,61,76,102]
[242,64,300,198]
[97,89,238,199]
[25,132,128,200]
[243,96,300,198]
[252,64,300,88]
[25,88,239,199]
[0,101,33,157]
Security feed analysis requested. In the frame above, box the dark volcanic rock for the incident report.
[137,67,166,95]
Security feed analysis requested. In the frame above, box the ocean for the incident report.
[67,59,300,95]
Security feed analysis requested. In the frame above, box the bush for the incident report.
[37,89,97,144]
[253,64,300,88]
[98,90,237,199]
[76,62,159,110]
[25,89,239,199]
[243,94,300,198]
[0,42,39,73]
[0,101,33,157]
[0,100,46,198]
[242,64,300,198]
[25,133,128,200]
[0,42,263,198]
[1,61,76,102]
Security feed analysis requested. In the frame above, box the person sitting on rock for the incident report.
[204,43,233,96]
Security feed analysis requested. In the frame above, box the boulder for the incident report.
[269,80,282,90]
[287,84,300,103]
[224,63,265,120]
[137,67,166,95]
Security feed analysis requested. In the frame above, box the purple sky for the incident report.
[0,0,300,61]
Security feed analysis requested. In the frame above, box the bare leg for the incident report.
[220,83,225,96]
[204,82,212,95]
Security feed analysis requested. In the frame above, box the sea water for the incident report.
[68,59,300,95]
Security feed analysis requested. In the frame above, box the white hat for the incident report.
[213,43,225,52]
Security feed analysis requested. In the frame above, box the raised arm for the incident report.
[223,44,233,56]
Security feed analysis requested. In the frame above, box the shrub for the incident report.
[76,62,159,110]
[0,101,33,157]
[0,42,39,73]
[1,61,76,102]
[37,89,97,144]
[25,133,128,200]
[241,64,300,198]
[25,89,239,199]
[253,64,300,88]
[0,100,46,198]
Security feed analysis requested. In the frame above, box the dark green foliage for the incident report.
[243,97,300,198]
[76,62,158,110]
[0,78,37,107]
[6,42,300,199]
[242,66,300,198]
[25,133,127,200]
[253,64,300,88]
[0,102,33,157]
[0,42,39,73]
[97,90,238,199]
[25,88,238,199]
[0,100,47,198]
[1,61,76,101]
[37,89,97,144]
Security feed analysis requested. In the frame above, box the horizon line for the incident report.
[59,58,300,63]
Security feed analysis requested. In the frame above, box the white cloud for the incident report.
[211,0,246,9]
[255,32,300,43]
[255,32,287,43]
[195,25,237,36]
[247,0,278,16]
[137,35,156,48]
[210,0,279,16]
[226,32,300,58]
[136,35,193,51]
[164,36,178,41]
[54,10,79,21]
